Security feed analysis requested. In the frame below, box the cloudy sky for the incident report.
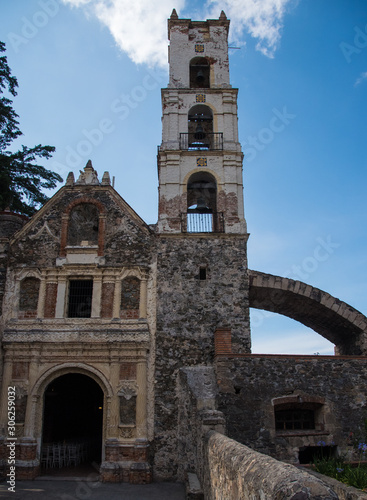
[1,0,367,355]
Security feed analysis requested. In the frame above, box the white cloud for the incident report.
[354,71,367,87]
[62,0,185,67]
[62,0,294,67]
[204,0,296,57]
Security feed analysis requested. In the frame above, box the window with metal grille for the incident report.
[68,280,93,318]
[275,409,315,431]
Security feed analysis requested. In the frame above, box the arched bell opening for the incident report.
[190,57,210,89]
[187,172,217,213]
[185,172,223,233]
[187,105,213,150]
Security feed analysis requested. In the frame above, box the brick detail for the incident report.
[13,465,40,480]
[100,463,152,484]
[44,282,57,318]
[101,440,151,484]
[215,328,232,356]
[120,309,139,319]
[104,442,149,462]
[101,282,115,318]
[18,311,37,319]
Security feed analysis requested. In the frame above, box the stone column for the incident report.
[55,277,66,318]
[136,354,147,438]
[113,279,121,319]
[37,277,46,318]
[91,276,102,318]
[139,279,147,319]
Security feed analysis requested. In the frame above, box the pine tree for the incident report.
[0,41,62,216]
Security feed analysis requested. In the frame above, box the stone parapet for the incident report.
[202,431,338,499]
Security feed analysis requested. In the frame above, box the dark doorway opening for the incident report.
[42,373,103,473]
[299,445,337,464]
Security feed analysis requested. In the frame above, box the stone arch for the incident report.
[182,168,222,193]
[27,363,113,447]
[249,270,367,355]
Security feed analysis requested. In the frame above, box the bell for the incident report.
[196,69,204,83]
[194,123,205,140]
[196,197,208,211]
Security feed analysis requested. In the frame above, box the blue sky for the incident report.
[1,0,367,355]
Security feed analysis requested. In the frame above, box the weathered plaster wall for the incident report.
[215,355,367,463]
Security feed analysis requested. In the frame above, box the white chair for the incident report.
[41,445,52,469]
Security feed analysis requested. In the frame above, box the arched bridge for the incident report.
[248,270,367,355]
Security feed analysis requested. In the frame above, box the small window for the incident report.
[68,280,93,318]
[275,409,315,431]
[199,267,207,280]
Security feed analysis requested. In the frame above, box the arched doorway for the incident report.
[42,373,103,473]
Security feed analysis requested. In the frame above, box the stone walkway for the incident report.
[0,479,186,499]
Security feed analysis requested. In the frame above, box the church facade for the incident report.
[0,11,366,485]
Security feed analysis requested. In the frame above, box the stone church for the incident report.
[0,10,366,487]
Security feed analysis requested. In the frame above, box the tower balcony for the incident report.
[181,211,225,233]
[179,132,223,151]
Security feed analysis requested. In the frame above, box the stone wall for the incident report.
[215,354,367,463]
[154,234,250,480]
[177,365,362,500]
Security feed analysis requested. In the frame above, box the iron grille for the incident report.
[275,409,315,431]
[179,132,223,150]
[68,280,93,318]
[181,212,225,233]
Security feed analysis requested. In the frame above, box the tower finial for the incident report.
[170,8,178,20]
[219,10,227,21]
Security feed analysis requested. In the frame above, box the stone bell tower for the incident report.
[153,11,251,480]
[157,9,246,235]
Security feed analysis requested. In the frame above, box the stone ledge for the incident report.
[186,472,204,500]
[203,431,339,499]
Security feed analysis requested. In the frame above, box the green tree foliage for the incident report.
[0,41,62,216]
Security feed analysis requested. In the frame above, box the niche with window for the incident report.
[190,57,210,89]
[67,203,99,247]
[19,277,40,319]
[67,279,93,318]
[120,277,140,319]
